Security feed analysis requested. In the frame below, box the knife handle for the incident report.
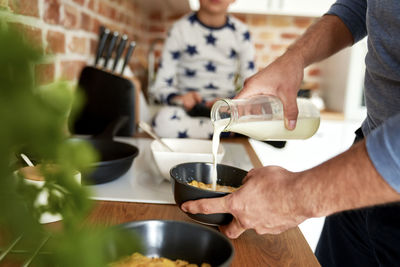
[103,31,119,69]
[94,28,110,67]
[112,34,128,73]
[121,41,136,76]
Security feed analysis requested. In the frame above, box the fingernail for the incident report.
[226,231,237,239]
[181,204,187,212]
[286,119,296,130]
[289,120,296,130]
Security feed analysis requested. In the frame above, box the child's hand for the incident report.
[173,92,203,110]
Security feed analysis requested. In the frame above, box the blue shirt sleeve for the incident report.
[366,113,400,193]
[326,0,368,43]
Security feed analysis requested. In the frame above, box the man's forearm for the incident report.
[286,15,354,68]
[296,140,400,218]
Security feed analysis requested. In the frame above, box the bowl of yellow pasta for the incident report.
[170,162,247,226]
[110,220,234,267]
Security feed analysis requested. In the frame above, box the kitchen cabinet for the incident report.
[319,38,367,121]
[276,0,335,17]
[229,0,270,14]
[189,0,336,17]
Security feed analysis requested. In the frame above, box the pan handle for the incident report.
[93,116,129,139]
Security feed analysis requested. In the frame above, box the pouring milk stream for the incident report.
[210,96,320,191]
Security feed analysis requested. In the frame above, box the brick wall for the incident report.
[236,13,321,89]
[0,0,154,86]
[1,0,322,91]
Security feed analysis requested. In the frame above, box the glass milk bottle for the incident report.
[211,96,320,140]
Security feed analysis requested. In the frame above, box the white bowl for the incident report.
[15,166,81,224]
[151,138,225,181]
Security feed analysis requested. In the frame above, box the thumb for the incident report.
[280,95,299,130]
[219,218,246,239]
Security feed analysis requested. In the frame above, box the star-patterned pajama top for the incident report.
[151,12,256,104]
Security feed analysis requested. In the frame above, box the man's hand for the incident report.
[181,166,310,239]
[181,140,400,239]
[172,92,203,111]
[236,51,304,130]
[235,15,354,130]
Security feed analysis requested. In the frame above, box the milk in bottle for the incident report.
[211,96,320,141]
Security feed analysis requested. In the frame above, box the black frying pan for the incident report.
[72,117,139,184]
[16,117,138,185]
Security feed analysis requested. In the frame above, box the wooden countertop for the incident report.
[320,110,345,121]
[88,137,320,267]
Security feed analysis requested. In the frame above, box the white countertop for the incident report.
[86,137,254,204]
[249,119,361,172]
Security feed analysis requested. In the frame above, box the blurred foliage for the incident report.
[0,24,139,266]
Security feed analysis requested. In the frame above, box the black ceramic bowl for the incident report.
[170,162,247,226]
[112,220,234,267]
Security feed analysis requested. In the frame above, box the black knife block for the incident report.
[70,66,136,137]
